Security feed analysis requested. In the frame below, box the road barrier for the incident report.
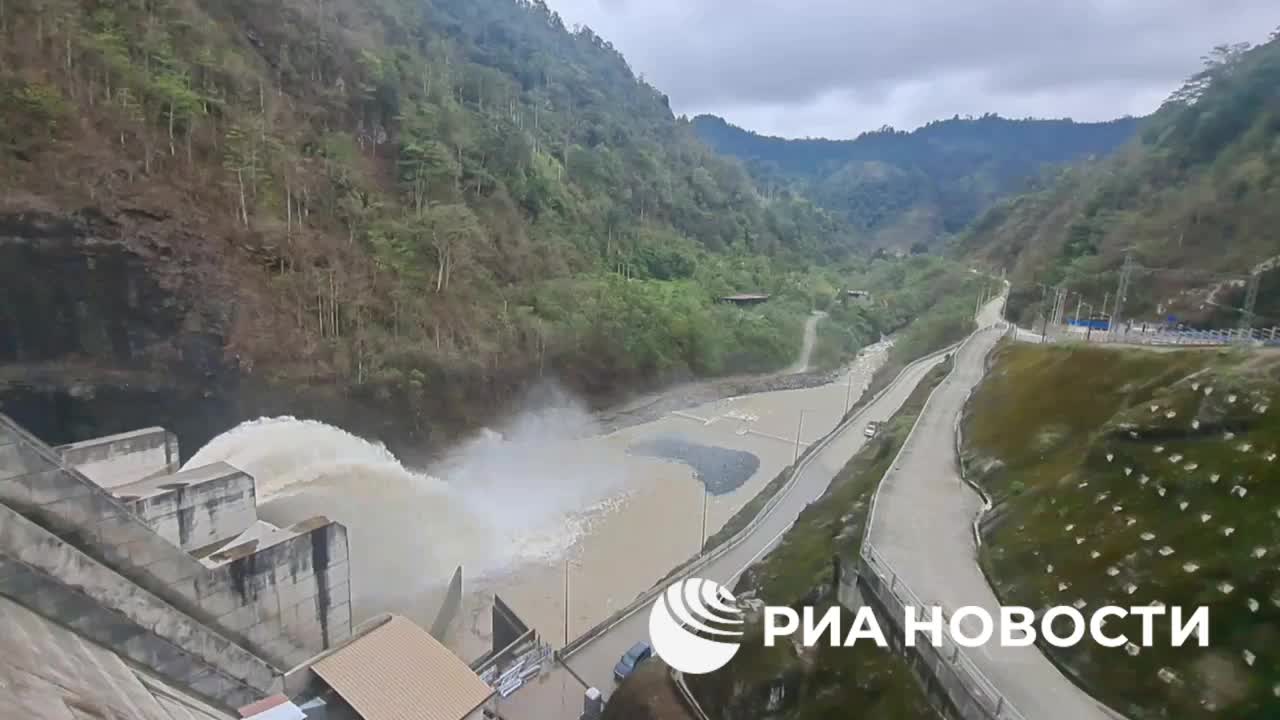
[1031,324,1277,347]
[558,341,963,660]
[670,669,713,720]
[859,546,1025,720]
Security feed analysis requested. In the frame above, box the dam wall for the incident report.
[56,427,179,489]
[0,413,353,705]
[113,462,258,553]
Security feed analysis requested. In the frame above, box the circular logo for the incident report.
[648,577,743,674]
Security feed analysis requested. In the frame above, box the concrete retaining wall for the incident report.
[1,414,351,674]
[114,462,257,552]
[851,554,1006,720]
[57,427,179,489]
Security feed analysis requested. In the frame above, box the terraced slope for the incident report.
[962,344,1280,719]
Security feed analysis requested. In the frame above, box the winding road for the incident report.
[867,297,1119,720]
[500,297,1124,720]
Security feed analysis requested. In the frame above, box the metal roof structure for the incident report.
[312,616,494,720]
[238,695,306,720]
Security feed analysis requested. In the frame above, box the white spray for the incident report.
[183,390,630,627]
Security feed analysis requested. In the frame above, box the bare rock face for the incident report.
[2,207,243,369]
[0,207,415,460]
[0,208,242,449]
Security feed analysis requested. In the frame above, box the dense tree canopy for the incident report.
[0,0,988,434]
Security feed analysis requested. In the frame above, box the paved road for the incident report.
[869,300,1118,720]
[497,333,954,719]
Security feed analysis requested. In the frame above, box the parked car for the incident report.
[864,421,880,438]
[613,641,653,683]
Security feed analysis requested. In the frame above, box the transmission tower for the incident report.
[1240,271,1261,334]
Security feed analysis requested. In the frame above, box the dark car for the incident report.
[613,641,653,683]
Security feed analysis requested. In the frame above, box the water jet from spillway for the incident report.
[183,408,628,627]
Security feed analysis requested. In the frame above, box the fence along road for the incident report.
[864,297,1122,720]
[553,339,964,701]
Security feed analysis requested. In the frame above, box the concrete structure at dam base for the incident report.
[0,412,520,720]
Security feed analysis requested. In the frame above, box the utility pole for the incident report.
[794,410,807,463]
[844,370,855,416]
[1039,284,1050,338]
[564,558,571,647]
[1037,284,1051,343]
[1239,271,1261,341]
[700,485,709,554]
[1052,288,1067,328]
[1112,253,1135,340]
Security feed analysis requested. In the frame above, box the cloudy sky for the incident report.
[545,0,1277,139]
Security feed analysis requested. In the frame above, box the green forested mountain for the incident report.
[0,0,983,451]
[960,33,1280,329]
[693,113,1140,249]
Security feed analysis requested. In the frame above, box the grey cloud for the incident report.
[547,0,1278,136]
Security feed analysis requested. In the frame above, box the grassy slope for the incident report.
[686,363,951,720]
[962,343,1280,719]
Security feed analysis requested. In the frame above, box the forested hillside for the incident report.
[961,32,1280,329]
[694,113,1139,249]
[0,0,981,453]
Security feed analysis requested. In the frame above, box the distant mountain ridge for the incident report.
[958,33,1280,329]
[693,113,1141,248]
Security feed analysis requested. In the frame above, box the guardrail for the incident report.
[1028,325,1278,347]
[670,669,713,720]
[860,546,1024,720]
[558,341,962,659]
[857,322,1030,720]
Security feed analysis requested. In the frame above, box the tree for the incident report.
[417,204,484,293]
[152,69,202,162]
[399,138,455,216]
[223,120,273,227]
[338,189,380,245]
